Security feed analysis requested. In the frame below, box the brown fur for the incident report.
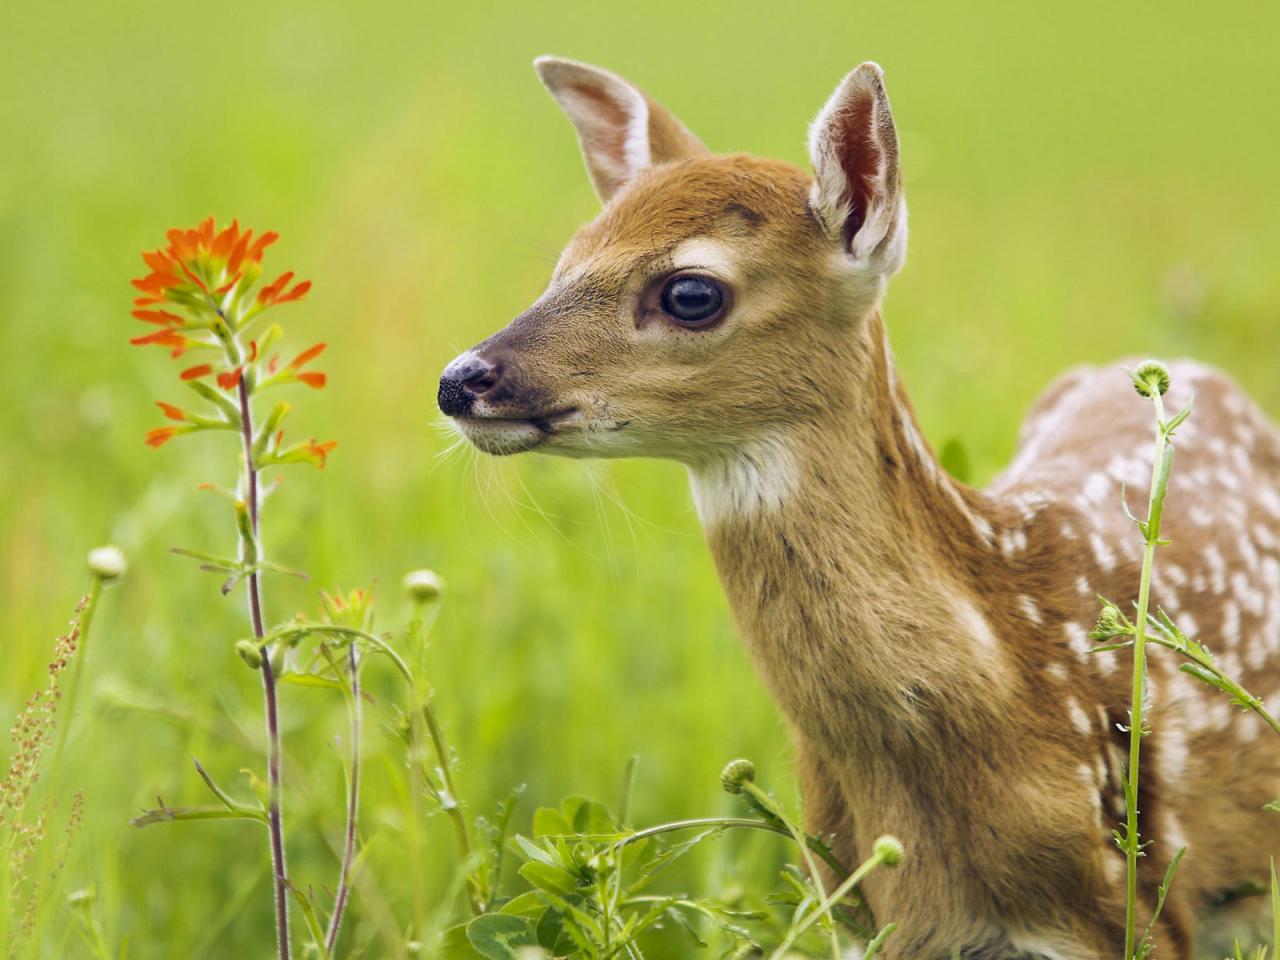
[442,59,1280,959]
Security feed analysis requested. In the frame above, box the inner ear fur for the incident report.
[807,62,907,274]
[534,56,708,203]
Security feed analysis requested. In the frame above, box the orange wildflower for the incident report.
[216,366,245,391]
[180,364,213,381]
[305,439,338,468]
[288,343,326,370]
[296,372,327,389]
[155,402,187,422]
[145,427,177,448]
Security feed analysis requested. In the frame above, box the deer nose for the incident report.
[438,352,502,416]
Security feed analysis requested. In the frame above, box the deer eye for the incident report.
[659,275,724,327]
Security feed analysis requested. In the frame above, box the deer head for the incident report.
[438,57,907,473]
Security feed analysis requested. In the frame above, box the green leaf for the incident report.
[437,923,485,959]
[465,914,538,960]
[129,804,267,828]
[289,886,331,960]
[511,834,556,867]
[863,922,899,960]
[495,891,545,917]
[518,860,578,896]
[563,796,614,834]
[277,671,345,692]
[532,806,573,838]
[170,546,240,571]
[535,908,577,954]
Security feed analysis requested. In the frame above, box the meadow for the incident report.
[2,0,1278,956]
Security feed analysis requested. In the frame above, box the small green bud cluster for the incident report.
[1132,360,1171,399]
[720,758,756,795]
[236,640,264,670]
[873,834,905,866]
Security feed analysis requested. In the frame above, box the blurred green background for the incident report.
[2,0,1277,955]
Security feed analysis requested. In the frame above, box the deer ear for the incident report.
[534,56,708,204]
[808,62,907,274]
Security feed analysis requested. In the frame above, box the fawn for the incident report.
[438,57,1280,959]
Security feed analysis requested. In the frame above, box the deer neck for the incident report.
[688,314,1013,752]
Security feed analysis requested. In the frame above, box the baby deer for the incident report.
[439,57,1280,959]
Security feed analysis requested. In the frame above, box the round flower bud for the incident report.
[873,834,904,866]
[1133,361,1171,399]
[1096,603,1124,635]
[403,569,444,604]
[720,758,756,795]
[87,545,127,582]
[236,640,264,670]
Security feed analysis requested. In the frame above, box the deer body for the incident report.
[440,57,1280,958]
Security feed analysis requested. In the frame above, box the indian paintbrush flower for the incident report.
[129,217,335,465]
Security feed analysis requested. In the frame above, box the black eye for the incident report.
[659,275,724,326]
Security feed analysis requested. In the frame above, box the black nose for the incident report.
[438,353,502,416]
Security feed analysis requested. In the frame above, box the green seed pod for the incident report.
[403,569,444,603]
[1133,360,1171,399]
[873,834,905,866]
[87,545,127,582]
[720,758,756,794]
[236,640,264,670]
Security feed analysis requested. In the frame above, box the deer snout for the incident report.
[438,351,503,416]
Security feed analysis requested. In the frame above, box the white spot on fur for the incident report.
[1259,486,1280,518]
[1019,595,1042,624]
[1158,724,1190,783]
[1083,472,1111,505]
[1076,575,1092,598]
[1064,622,1091,659]
[1045,662,1070,684]
[1068,700,1091,736]
[1204,545,1227,594]
[689,438,800,526]
[1163,813,1189,854]
[1222,602,1241,647]
[1254,524,1278,551]
[1089,532,1117,572]
[954,596,1001,655]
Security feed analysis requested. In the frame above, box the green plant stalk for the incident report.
[772,845,893,958]
[237,374,291,960]
[27,578,109,948]
[323,643,361,954]
[404,605,479,914]
[1123,389,1170,960]
[50,577,104,773]
[739,780,841,960]
[606,816,850,878]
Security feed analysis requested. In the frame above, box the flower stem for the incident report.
[771,846,893,959]
[325,644,361,954]
[238,375,291,960]
[1123,390,1170,960]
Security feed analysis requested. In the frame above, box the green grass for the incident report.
[2,0,1279,955]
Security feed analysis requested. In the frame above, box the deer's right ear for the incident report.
[534,56,708,204]
[808,63,907,275]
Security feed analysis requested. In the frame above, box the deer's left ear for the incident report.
[535,56,708,204]
[808,62,907,275]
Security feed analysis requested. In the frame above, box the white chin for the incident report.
[453,417,546,456]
